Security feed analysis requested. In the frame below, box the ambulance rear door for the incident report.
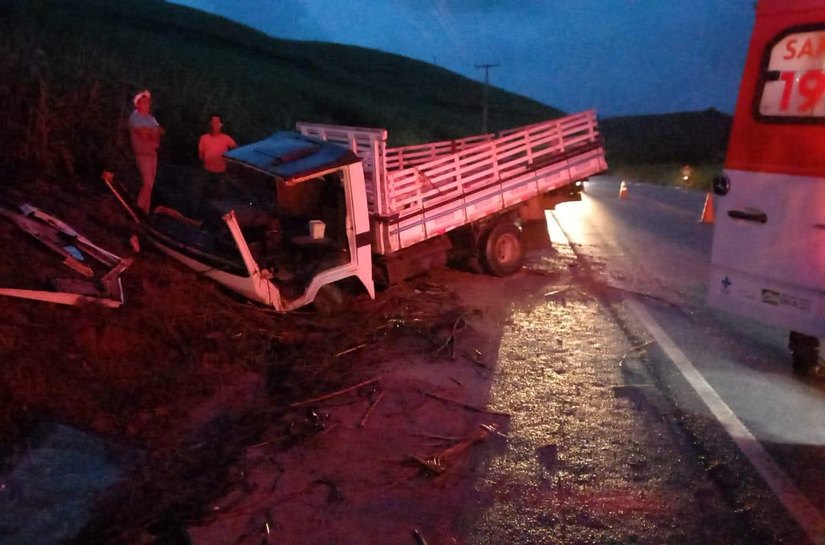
[708,0,825,336]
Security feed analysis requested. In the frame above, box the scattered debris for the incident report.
[101,171,139,223]
[544,285,595,302]
[479,423,507,438]
[335,343,368,357]
[288,377,381,408]
[418,388,510,417]
[0,202,132,307]
[408,424,496,476]
[153,205,202,227]
[431,315,467,360]
[412,528,429,545]
[358,390,385,428]
[618,340,655,366]
[544,286,575,299]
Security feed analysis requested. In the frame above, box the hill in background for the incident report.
[0,0,729,191]
[601,109,732,187]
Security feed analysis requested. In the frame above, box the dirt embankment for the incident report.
[0,182,762,545]
[0,179,549,542]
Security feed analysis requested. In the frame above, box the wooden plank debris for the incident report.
[0,202,132,307]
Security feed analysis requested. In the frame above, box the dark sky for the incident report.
[170,0,756,118]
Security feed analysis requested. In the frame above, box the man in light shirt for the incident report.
[198,114,237,201]
[128,90,164,214]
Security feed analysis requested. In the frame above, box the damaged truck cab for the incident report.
[141,132,375,314]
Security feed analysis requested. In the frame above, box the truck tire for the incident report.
[480,222,524,276]
[313,283,346,316]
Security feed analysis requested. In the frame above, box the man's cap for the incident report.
[133,90,151,106]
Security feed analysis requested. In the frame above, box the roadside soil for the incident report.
[0,182,764,544]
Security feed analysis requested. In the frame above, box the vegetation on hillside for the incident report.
[0,0,562,188]
[601,109,732,189]
[0,0,730,194]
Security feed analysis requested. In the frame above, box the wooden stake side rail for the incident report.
[383,111,599,215]
[297,111,606,256]
[385,133,495,171]
[373,145,605,255]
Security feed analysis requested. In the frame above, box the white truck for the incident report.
[106,110,607,313]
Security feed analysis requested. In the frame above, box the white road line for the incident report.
[626,299,825,545]
[548,208,825,544]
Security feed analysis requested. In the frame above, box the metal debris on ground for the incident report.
[0,201,133,307]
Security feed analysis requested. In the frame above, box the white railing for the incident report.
[385,133,495,171]
[382,110,599,215]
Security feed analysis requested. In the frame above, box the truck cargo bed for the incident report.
[298,110,607,255]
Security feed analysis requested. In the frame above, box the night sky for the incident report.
[170,0,756,118]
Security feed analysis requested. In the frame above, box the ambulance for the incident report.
[708,0,825,372]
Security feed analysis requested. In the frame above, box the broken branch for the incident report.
[358,391,385,428]
[288,377,380,408]
[417,388,510,417]
[335,343,367,357]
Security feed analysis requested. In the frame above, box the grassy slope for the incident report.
[0,0,562,188]
[0,0,729,193]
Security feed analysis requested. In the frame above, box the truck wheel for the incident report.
[313,284,346,316]
[789,331,820,375]
[481,222,524,276]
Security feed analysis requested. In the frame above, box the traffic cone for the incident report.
[619,180,628,200]
[699,192,715,223]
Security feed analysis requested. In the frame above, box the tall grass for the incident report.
[0,0,560,189]
[1,0,728,192]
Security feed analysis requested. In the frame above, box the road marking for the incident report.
[548,209,825,544]
[626,300,825,545]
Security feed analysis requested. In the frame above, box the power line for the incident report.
[475,62,499,133]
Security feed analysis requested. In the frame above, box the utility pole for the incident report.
[475,62,499,133]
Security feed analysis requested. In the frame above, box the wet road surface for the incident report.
[552,177,825,544]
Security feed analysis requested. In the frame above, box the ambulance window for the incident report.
[757,27,825,121]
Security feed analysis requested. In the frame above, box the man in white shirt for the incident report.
[128,90,164,214]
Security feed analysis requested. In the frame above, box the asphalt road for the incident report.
[551,176,825,544]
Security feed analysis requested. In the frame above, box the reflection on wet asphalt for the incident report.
[465,250,750,545]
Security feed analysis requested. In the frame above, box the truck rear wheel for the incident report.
[313,283,347,316]
[480,222,524,276]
